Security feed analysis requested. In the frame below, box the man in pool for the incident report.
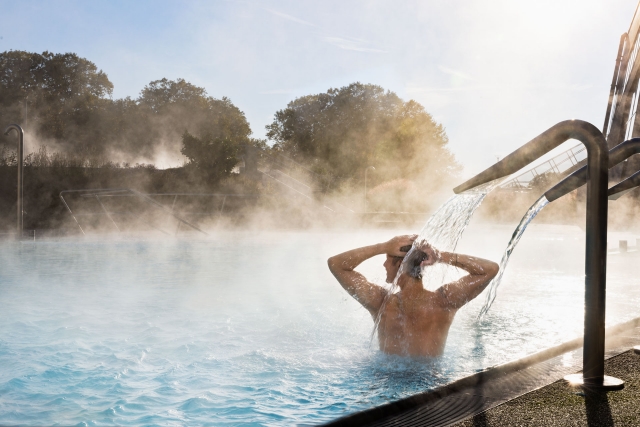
[328,235,498,357]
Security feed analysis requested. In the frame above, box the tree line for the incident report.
[0,50,460,199]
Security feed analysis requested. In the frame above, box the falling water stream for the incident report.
[478,195,550,318]
[372,181,553,343]
[372,179,505,341]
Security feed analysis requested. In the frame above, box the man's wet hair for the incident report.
[394,245,428,280]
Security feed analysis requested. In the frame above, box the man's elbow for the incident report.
[486,261,499,280]
[327,256,338,274]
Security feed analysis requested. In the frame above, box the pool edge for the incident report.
[319,316,640,427]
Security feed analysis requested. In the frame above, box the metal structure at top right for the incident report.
[604,3,640,181]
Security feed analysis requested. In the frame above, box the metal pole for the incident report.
[130,189,208,235]
[94,195,120,232]
[59,192,86,235]
[4,124,24,239]
[603,33,628,135]
[608,168,640,199]
[454,120,621,390]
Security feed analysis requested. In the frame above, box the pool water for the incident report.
[0,226,639,426]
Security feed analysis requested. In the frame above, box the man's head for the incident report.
[383,244,429,283]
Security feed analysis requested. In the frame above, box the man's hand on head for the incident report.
[416,240,441,267]
[384,235,417,257]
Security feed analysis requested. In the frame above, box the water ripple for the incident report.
[0,234,638,426]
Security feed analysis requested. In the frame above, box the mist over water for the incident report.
[478,195,550,318]
[0,226,639,426]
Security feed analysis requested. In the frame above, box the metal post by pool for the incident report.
[4,124,24,239]
[454,120,623,390]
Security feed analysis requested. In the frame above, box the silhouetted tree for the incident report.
[138,78,207,113]
[0,53,254,169]
[181,131,242,182]
[0,50,113,147]
[266,82,460,192]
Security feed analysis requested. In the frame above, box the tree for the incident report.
[0,50,113,145]
[175,93,253,182]
[138,78,207,113]
[181,132,241,182]
[0,51,255,173]
[266,83,460,192]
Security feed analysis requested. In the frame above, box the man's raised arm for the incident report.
[425,247,498,310]
[328,235,415,315]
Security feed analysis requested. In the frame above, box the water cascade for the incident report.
[477,195,550,318]
[371,178,504,343]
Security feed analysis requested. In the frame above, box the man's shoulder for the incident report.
[418,290,456,312]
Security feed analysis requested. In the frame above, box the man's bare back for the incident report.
[328,235,498,357]
[377,291,456,356]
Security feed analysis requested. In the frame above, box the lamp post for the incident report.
[364,166,375,214]
[4,124,24,238]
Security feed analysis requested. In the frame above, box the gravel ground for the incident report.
[455,349,640,427]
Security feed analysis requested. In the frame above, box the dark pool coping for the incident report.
[452,348,640,426]
[318,316,640,427]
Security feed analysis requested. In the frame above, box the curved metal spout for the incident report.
[4,124,24,237]
[544,138,640,202]
[453,119,611,387]
[608,169,640,200]
[454,120,607,194]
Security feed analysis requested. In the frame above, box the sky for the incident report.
[1,0,639,177]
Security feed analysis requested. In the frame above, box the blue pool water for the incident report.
[1,227,639,426]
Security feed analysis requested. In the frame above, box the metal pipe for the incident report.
[608,168,640,199]
[606,33,633,150]
[454,120,617,389]
[545,137,640,201]
[94,195,120,232]
[4,124,24,238]
[60,188,208,236]
[603,33,629,134]
[59,192,86,235]
[129,189,208,235]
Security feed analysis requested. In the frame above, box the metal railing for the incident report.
[499,143,587,190]
[58,189,251,236]
[455,120,619,390]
